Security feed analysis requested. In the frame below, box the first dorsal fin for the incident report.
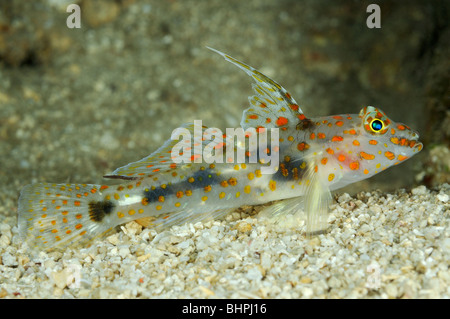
[207,47,306,131]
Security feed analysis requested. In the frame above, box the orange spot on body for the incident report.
[369,140,378,145]
[317,133,326,139]
[297,142,310,151]
[338,154,346,162]
[349,162,359,170]
[321,157,328,165]
[353,140,360,146]
[310,133,316,140]
[360,151,375,160]
[276,116,288,126]
[331,136,343,142]
[74,200,81,207]
[326,148,334,155]
[335,121,344,126]
[397,155,408,161]
[385,151,395,160]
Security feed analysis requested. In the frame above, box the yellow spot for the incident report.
[244,185,251,194]
[269,180,277,191]
[241,163,247,169]
[138,209,144,214]
[175,202,181,207]
[117,212,124,218]
[255,169,262,177]
[247,172,255,180]
[128,209,136,216]
[114,193,120,200]
[219,192,226,199]
[185,190,192,196]
[156,205,162,210]
[202,196,208,201]
[234,165,240,170]
[328,174,335,181]
[188,177,195,183]
[236,192,240,198]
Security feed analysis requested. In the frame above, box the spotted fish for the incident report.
[17,48,423,251]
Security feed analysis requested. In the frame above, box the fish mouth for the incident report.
[390,129,423,153]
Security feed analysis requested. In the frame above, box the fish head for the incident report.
[320,106,423,188]
[358,106,423,163]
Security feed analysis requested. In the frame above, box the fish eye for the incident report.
[370,119,384,132]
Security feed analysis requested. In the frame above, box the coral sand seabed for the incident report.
[0,184,448,298]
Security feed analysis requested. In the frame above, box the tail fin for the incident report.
[18,183,114,251]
